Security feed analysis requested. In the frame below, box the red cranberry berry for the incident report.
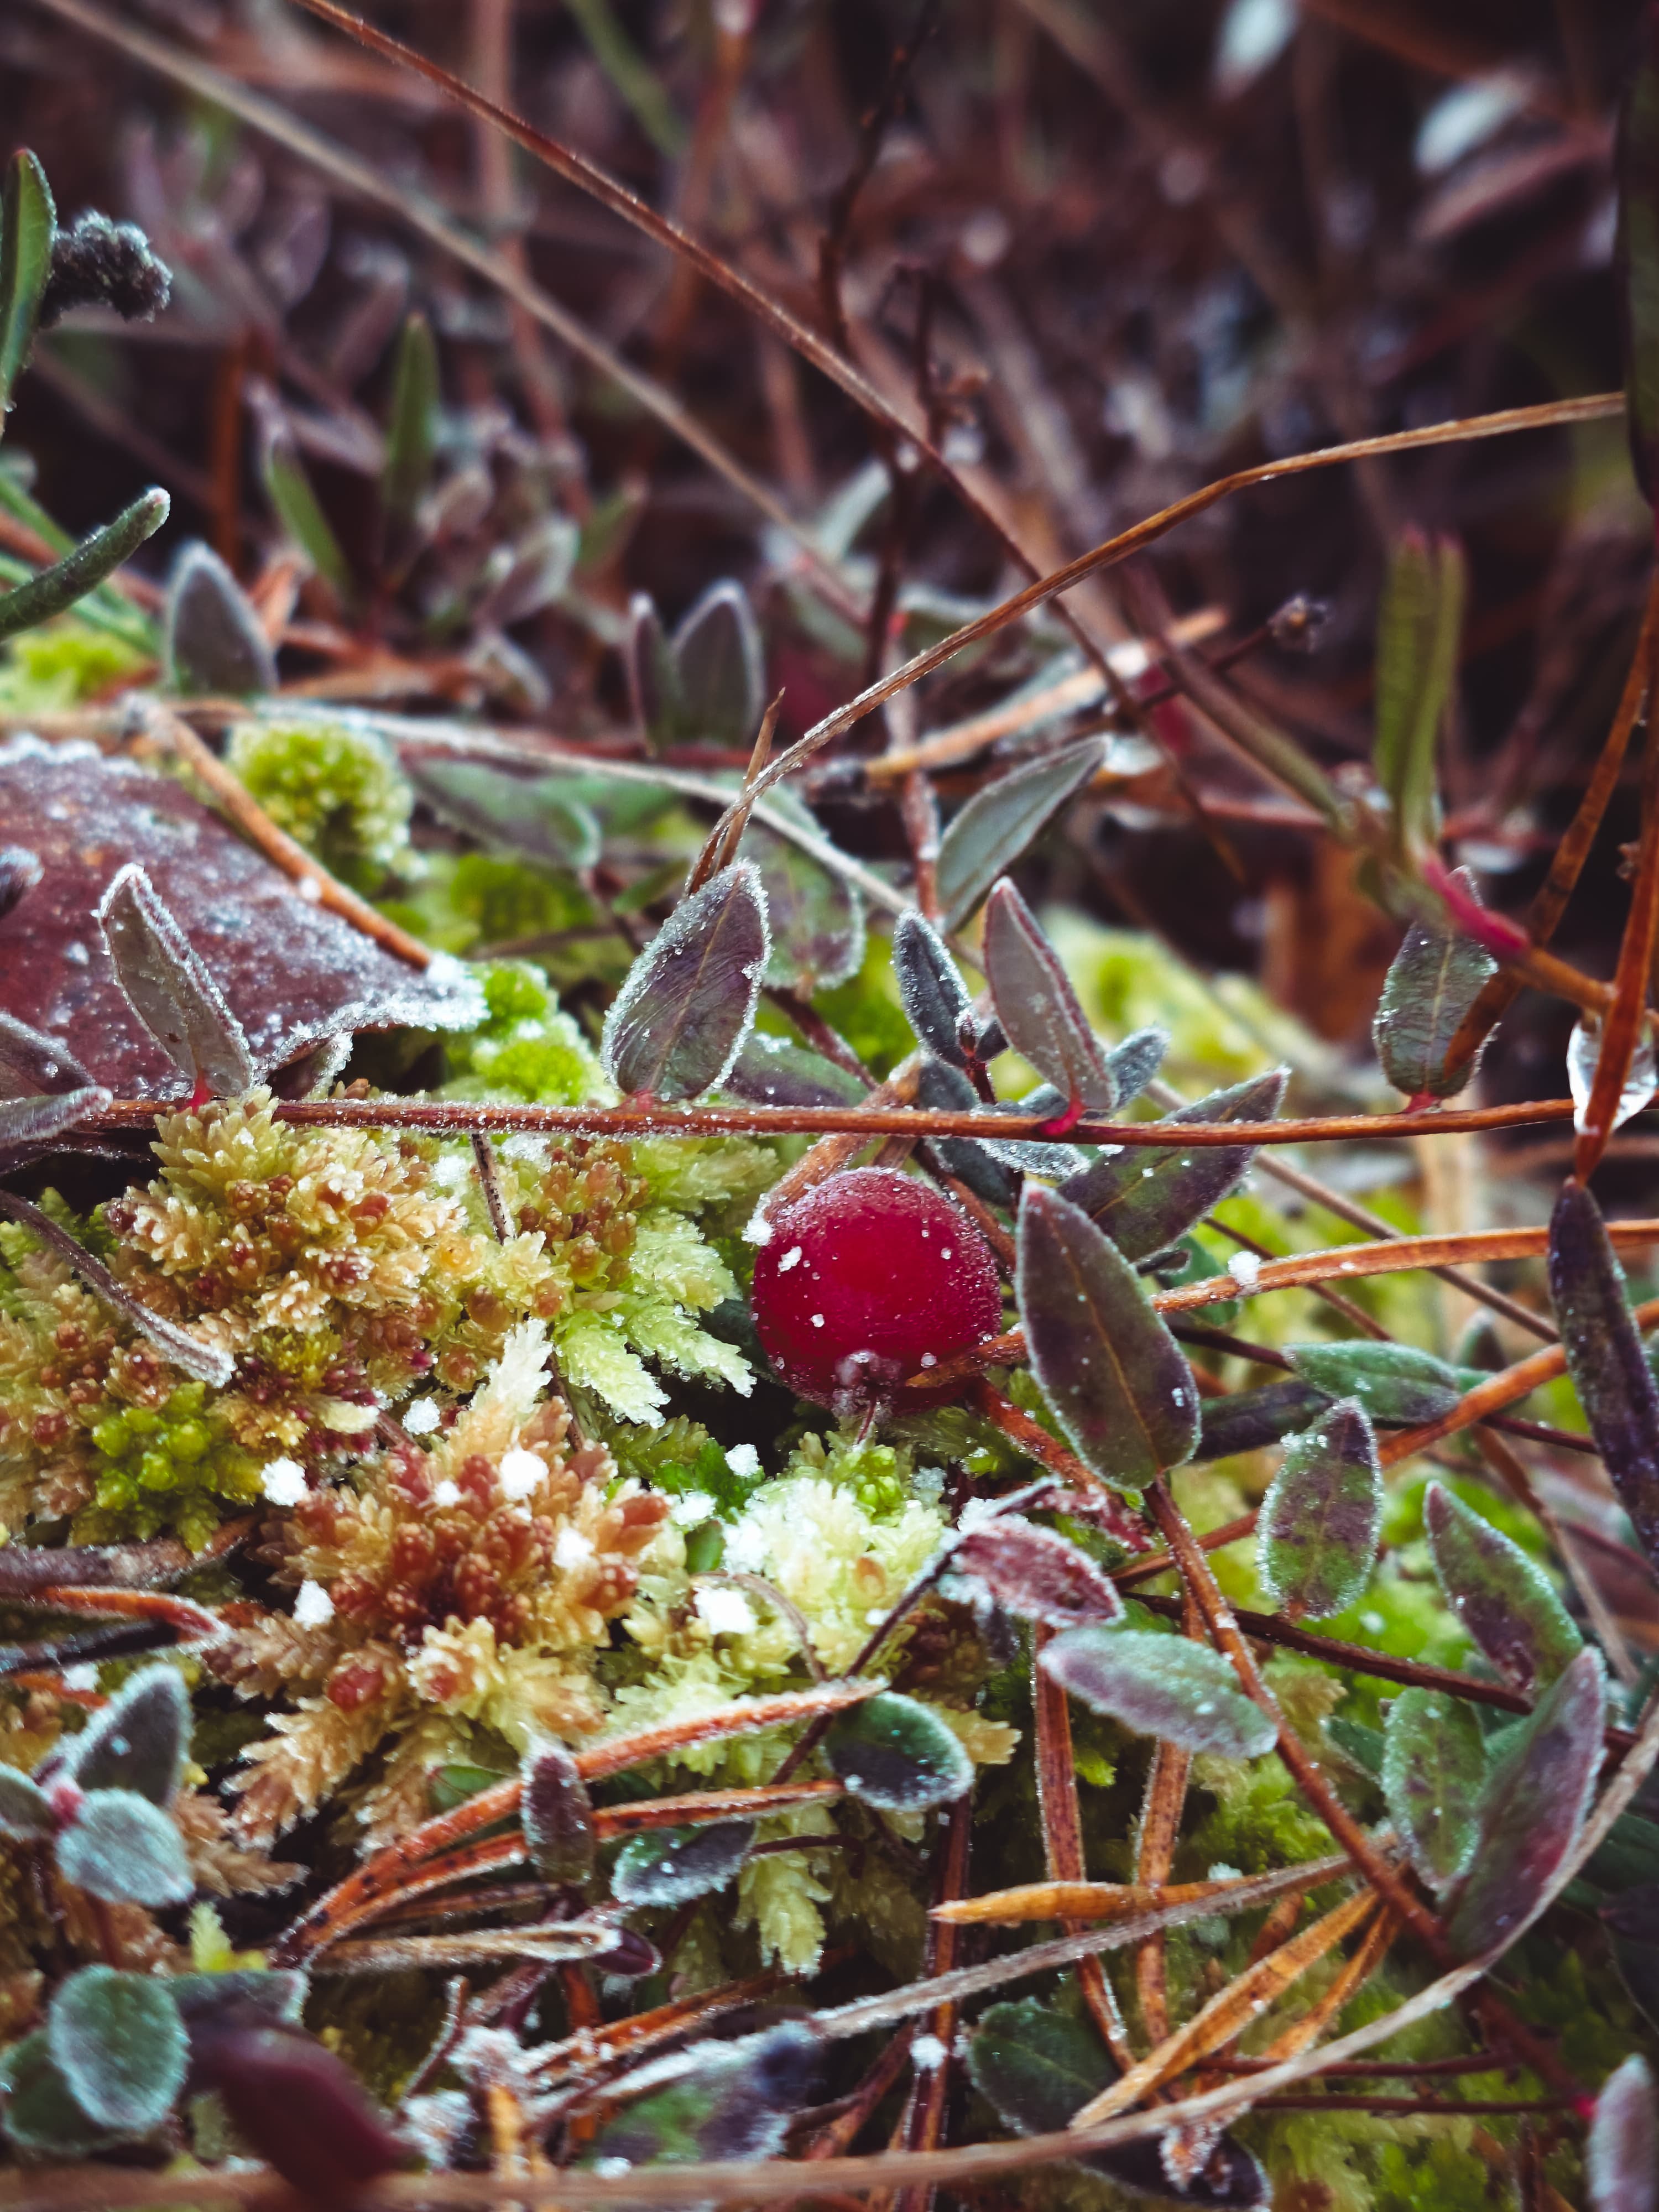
[750,1167,1003,1413]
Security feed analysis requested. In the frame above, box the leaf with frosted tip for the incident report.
[894,907,974,1066]
[673,578,764,747]
[48,1968,186,2136]
[55,1788,194,1907]
[949,1517,1124,1629]
[821,1693,973,1811]
[0,488,170,646]
[1040,1626,1276,1759]
[1446,1646,1605,1959]
[522,1740,595,1884]
[1107,1025,1169,1104]
[1018,1184,1199,1489]
[583,2022,820,2173]
[98,862,253,1098]
[379,310,439,531]
[1258,1398,1381,1621]
[1060,1069,1287,1263]
[163,542,275,697]
[1589,2054,1659,2212]
[628,592,680,748]
[602,862,769,1102]
[0,2034,123,2157]
[1285,1340,1481,1427]
[0,1084,111,1150]
[0,1764,53,1840]
[1373,875,1496,1098]
[936,738,1105,931]
[612,1819,756,1907]
[1549,1180,1659,1571]
[63,1663,190,1806]
[1425,1483,1582,1693]
[1381,1687,1486,1891]
[985,880,1117,1112]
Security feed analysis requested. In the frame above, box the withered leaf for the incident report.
[0,738,479,1100]
[1381,1687,1486,1891]
[1446,1646,1605,1959]
[601,860,769,1100]
[1548,1180,1659,1571]
[949,1516,1124,1628]
[1258,1398,1381,1621]
[1060,1068,1287,1262]
[1039,1625,1276,1759]
[985,880,1116,1113]
[1018,1184,1199,1489]
[1425,1481,1582,1694]
[97,863,255,1099]
[936,737,1104,931]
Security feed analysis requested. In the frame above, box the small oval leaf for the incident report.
[1446,1646,1605,1958]
[985,880,1116,1112]
[1373,872,1496,1098]
[163,542,276,697]
[743,793,864,993]
[1425,1483,1582,1693]
[672,580,764,746]
[55,1788,194,1907]
[1018,1184,1200,1489]
[187,2022,408,2196]
[1060,1069,1287,1263]
[1107,1025,1169,1104]
[601,861,769,1102]
[821,1692,973,1811]
[936,738,1104,931]
[612,1819,755,1907]
[406,757,602,874]
[64,1662,190,1805]
[1548,1180,1659,1571]
[97,862,253,1098]
[724,1030,867,1109]
[521,1740,595,1884]
[0,2033,123,2157]
[1258,1399,1382,1621]
[1381,1687,1487,1891]
[894,908,974,1067]
[583,2022,820,2172]
[1285,1340,1480,1427]
[950,1517,1124,1628]
[1040,1625,1276,1759]
[1589,2053,1659,2212]
[48,1968,185,2135]
[0,1764,54,1840]
[1196,1376,1333,1463]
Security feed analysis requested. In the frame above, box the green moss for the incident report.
[0,617,148,711]
[440,959,604,1104]
[384,849,602,969]
[227,719,416,893]
[76,1379,259,1552]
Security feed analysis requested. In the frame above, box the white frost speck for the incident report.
[941,1246,953,1260]
[593,2158,633,2180]
[1229,1250,1261,1291]
[498,1447,545,1500]
[555,1526,595,1570]
[779,1245,804,1273]
[403,1397,440,1436]
[745,1202,774,1245]
[432,1151,472,1191]
[726,1442,761,1480]
[920,1352,937,1369]
[434,1480,462,1506]
[911,2034,949,2070]
[811,1312,825,1328]
[298,875,323,904]
[294,1579,335,1627]
[695,1585,758,1636]
[260,1457,307,1507]
[61,1663,99,1692]
[670,1489,717,1526]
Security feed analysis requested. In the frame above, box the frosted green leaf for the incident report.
[0,489,170,646]
[55,1789,194,1908]
[949,1516,1123,1628]
[1018,1184,1199,1489]
[48,1968,185,2135]
[821,1693,972,1811]
[1381,1687,1486,1890]
[1196,1376,1331,1462]
[1285,1340,1482,1426]
[601,861,769,1101]
[936,738,1104,931]
[1258,1398,1381,1621]
[0,150,55,421]
[1039,1626,1276,1759]
[1447,1647,1605,1959]
[894,907,974,1066]
[1060,1068,1287,1262]
[742,790,864,993]
[0,2033,122,2156]
[1373,873,1495,1098]
[1425,1483,1582,1693]
[612,1819,755,1907]
[583,2022,819,2171]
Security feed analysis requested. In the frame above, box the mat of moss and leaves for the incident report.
[4,1,1659,2208]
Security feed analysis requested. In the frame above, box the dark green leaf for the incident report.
[949,1516,1124,1627]
[601,862,769,1100]
[1549,1181,1659,1570]
[1107,1025,1169,1104]
[724,1030,867,1109]
[1372,870,1496,1098]
[612,1819,755,1907]
[380,310,439,529]
[1425,1482,1582,1693]
[0,2033,122,2156]
[1373,528,1464,859]
[1285,1340,1483,1427]
[1618,8,1659,505]
[63,1663,189,1805]
[0,488,169,645]
[0,1085,111,1149]
[1446,1647,1605,1958]
[821,1692,973,1811]
[55,1788,194,1907]
[1326,1715,1385,1777]
[1145,1232,1239,1323]
[258,407,352,606]
[163,542,276,698]
[1588,2053,1658,2212]
[894,908,974,1066]
[1039,1625,1276,1758]
[936,738,1104,931]
[1585,1813,1659,1898]
[48,1968,185,2135]
[672,580,763,747]
[0,152,54,424]
[0,1765,53,1840]
[523,1740,596,1884]
[743,792,864,993]
[1258,1398,1381,1621]
[966,1997,1266,2206]
[1060,1069,1287,1262]
[627,592,680,749]
[1017,1184,1199,1489]
[1196,1376,1332,1462]
[583,2022,820,2172]
[405,758,602,873]
[985,881,1115,1112]
[97,862,254,1099]
[1381,1687,1486,1891]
